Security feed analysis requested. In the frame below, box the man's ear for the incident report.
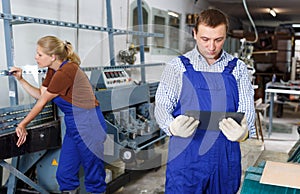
[192,29,197,40]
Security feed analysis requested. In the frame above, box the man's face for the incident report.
[193,24,227,64]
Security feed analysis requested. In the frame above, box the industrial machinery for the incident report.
[238,38,256,83]
[0,66,165,194]
[0,0,166,192]
[90,67,166,193]
[117,44,138,65]
[0,102,62,194]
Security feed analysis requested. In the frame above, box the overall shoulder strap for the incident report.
[223,57,238,73]
[178,55,193,69]
[179,55,194,71]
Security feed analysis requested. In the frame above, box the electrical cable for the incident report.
[242,0,258,43]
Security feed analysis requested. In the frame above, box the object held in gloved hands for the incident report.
[185,110,245,130]
[219,116,248,142]
[169,115,200,137]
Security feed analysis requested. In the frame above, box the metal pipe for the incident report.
[106,0,116,66]
[80,62,164,72]
[2,0,13,69]
[75,0,79,52]
[2,0,18,106]
[0,160,49,194]
[136,134,167,151]
[137,0,146,83]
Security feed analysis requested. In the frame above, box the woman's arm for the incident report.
[16,90,58,147]
[10,67,45,99]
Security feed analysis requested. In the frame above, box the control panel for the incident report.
[103,68,133,88]
[90,67,134,89]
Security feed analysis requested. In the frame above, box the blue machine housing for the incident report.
[91,68,165,168]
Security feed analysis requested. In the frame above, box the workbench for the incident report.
[265,81,300,138]
[241,160,300,194]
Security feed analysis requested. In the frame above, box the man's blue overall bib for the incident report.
[165,56,241,194]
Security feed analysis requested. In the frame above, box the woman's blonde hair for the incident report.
[37,35,81,65]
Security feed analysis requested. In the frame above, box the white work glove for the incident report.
[219,116,249,142]
[169,115,200,138]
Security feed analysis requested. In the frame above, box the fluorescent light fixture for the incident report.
[269,8,276,17]
[168,11,179,18]
[292,24,300,28]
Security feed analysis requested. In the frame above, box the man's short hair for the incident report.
[194,8,229,34]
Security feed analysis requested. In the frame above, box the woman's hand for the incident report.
[10,67,23,81]
[15,125,28,147]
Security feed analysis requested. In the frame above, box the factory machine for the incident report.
[90,67,166,193]
[0,101,62,194]
[0,66,166,194]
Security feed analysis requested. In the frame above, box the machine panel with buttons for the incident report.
[90,67,134,89]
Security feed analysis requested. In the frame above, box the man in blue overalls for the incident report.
[155,9,256,194]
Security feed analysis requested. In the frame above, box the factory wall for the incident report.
[0,0,210,107]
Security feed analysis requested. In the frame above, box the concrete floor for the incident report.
[112,105,300,194]
[1,105,299,194]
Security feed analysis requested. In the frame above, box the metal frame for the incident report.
[0,12,162,37]
[265,82,300,138]
[0,151,49,194]
[0,0,164,99]
[0,0,164,193]
[2,0,18,106]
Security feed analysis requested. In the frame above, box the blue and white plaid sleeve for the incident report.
[154,59,183,135]
[235,60,256,137]
[154,54,256,137]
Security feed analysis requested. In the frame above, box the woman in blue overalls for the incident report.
[155,9,255,194]
[12,36,107,194]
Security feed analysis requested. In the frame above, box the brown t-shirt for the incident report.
[42,62,99,109]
